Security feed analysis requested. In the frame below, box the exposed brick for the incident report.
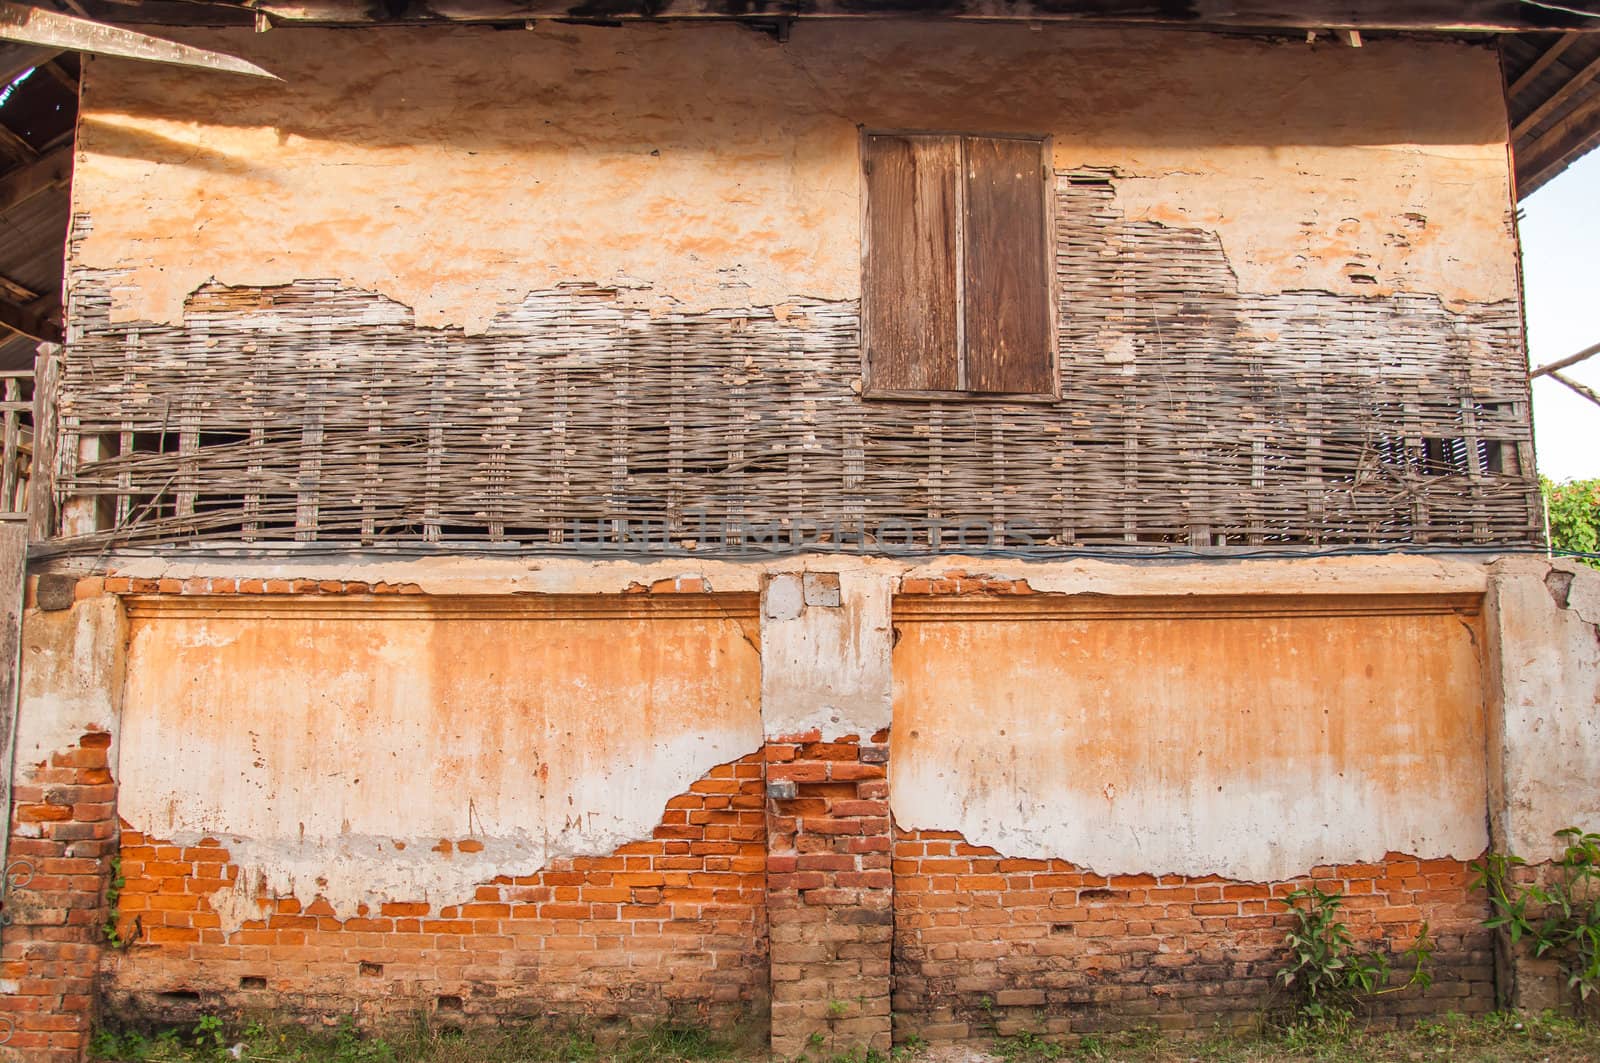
[766,735,892,1058]
[99,752,770,1042]
[891,827,1494,1044]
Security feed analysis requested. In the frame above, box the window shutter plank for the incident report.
[863,134,960,393]
[962,136,1053,395]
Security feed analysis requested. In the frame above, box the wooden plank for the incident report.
[0,521,27,885]
[1,376,19,514]
[962,135,1053,395]
[862,133,960,394]
[1507,31,1579,98]
[0,143,69,217]
[1511,51,1600,139]
[28,345,57,542]
[0,2,278,79]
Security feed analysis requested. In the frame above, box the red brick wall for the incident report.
[891,828,1494,1043]
[765,732,893,1057]
[99,754,768,1028]
[2,732,118,1063]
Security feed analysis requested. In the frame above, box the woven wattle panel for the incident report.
[53,173,1539,553]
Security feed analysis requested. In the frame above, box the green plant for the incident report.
[889,1033,925,1060]
[1276,886,1417,1022]
[191,1015,227,1061]
[103,856,130,948]
[994,1029,1064,1061]
[1543,477,1600,569]
[1473,827,1600,1013]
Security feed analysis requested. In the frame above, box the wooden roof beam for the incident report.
[0,43,56,85]
[0,119,34,167]
[0,293,57,343]
[0,2,278,79]
[0,273,37,305]
[0,141,68,216]
[240,0,1600,30]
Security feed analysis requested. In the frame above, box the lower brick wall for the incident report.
[98,754,768,1028]
[1,732,118,1063]
[0,735,1506,1062]
[891,828,1495,1042]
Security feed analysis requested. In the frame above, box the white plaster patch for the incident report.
[16,598,126,767]
[1489,558,1600,862]
[760,568,892,738]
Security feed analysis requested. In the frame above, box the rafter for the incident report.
[1507,32,1579,99]
[1513,52,1600,139]
[0,273,36,305]
[0,293,57,342]
[0,120,35,167]
[0,142,68,216]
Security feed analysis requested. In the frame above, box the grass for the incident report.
[89,1011,1600,1063]
[1000,1011,1600,1062]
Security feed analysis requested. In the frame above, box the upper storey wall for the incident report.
[55,24,1539,551]
[72,23,1517,327]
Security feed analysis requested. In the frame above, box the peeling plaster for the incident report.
[889,597,1491,882]
[26,554,1575,906]
[16,598,125,769]
[71,23,1516,330]
[114,599,762,922]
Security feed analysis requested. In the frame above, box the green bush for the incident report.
[1543,477,1600,569]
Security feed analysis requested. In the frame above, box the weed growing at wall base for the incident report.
[1274,886,1434,1026]
[1473,827,1600,1015]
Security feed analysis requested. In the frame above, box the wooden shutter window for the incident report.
[862,134,961,392]
[862,132,1054,399]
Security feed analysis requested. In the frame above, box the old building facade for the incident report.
[0,7,1598,1062]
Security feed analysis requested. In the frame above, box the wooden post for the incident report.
[28,344,58,543]
[0,521,29,879]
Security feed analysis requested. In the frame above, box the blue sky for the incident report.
[1520,149,1600,484]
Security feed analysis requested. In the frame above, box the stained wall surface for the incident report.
[71,23,1517,326]
[889,593,1490,882]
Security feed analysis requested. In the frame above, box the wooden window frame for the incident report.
[860,129,1059,403]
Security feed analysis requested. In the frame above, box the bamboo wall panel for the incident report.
[51,173,1540,553]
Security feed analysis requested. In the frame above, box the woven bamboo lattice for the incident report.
[51,173,1541,554]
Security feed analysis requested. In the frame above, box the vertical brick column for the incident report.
[3,731,117,1063]
[765,731,893,1058]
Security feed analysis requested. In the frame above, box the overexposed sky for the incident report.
[1520,149,1600,484]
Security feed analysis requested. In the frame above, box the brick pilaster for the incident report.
[764,731,892,1058]
[2,731,117,1063]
